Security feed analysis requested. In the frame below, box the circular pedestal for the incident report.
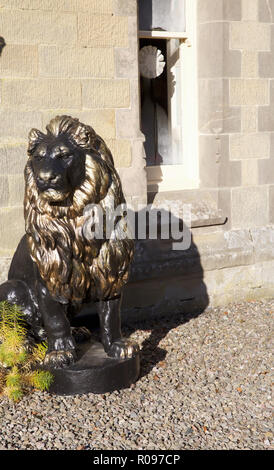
[48,340,140,396]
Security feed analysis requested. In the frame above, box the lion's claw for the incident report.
[106,339,139,360]
[71,326,91,343]
[44,349,77,369]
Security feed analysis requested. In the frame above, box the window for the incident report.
[138,0,198,192]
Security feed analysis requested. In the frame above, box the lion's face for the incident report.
[30,135,86,203]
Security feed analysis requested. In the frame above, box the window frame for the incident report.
[138,0,199,193]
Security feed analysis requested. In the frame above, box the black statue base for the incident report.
[46,339,140,396]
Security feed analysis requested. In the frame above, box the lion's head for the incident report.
[24,115,133,305]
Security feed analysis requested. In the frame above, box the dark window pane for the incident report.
[138,0,186,32]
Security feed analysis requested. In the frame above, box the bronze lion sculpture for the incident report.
[0,115,139,368]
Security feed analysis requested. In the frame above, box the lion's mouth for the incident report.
[40,188,70,203]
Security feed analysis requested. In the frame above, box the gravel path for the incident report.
[0,299,273,450]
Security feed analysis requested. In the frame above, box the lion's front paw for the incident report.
[43,349,77,369]
[106,339,139,360]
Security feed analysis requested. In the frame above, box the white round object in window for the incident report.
[139,46,166,79]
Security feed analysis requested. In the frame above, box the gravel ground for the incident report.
[0,299,273,450]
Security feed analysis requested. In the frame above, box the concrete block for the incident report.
[78,14,128,47]
[2,79,82,110]
[0,10,77,45]
[82,79,130,109]
[231,186,268,228]
[39,46,114,78]
[230,22,270,51]
[0,44,38,77]
[230,133,270,160]
[230,79,269,106]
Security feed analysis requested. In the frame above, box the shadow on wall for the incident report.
[73,204,209,379]
[0,37,6,56]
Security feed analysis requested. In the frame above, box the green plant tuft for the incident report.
[0,301,54,402]
[30,370,54,391]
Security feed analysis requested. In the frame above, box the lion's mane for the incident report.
[24,115,134,304]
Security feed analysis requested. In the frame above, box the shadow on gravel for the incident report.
[124,309,207,380]
[73,205,209,381]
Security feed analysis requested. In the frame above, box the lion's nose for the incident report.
[38,171,59,183]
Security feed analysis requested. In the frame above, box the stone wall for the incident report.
[0,0,273,314]
[123,0,274,318]
[0,0,146,265]
[198,0,274,230]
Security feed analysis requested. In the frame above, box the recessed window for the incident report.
[138,0,198,193]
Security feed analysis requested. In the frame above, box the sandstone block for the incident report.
[241,107,257,133]
[105,139,132,167]
[0,176,9,208]
[242,51,258,78]
[242,0,258,21]
[82,79,130,108]
[0,145,27,174]
[0,206,25,254]
[2,79,81,110]
[78,14,128,47]
[0,110,42,142]
[0,44,38,77]
[231,186,268,228]
[230,133,270,160]
[230,79,269,106]
[39,46,114,78]
[241,159,258,186]
[230,22,270,51]
[8,174,25,206]
[0,0,114,12]
[0,10,77,45]
[258,0,274,22]
[42,109,116,140]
